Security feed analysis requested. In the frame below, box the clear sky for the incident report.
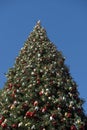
[0,0,87,114]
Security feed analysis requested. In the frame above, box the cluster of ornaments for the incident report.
[0,21,87,129]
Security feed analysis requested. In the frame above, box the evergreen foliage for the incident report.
[0,21,87,130]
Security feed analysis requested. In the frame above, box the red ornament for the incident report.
[41,106,47,112]
[77,108,82,114]
[22,103,28,109]
[34,101,38,106]
[11,93,16,98]
[67,112,72,118]
[39,91,43,96]
[80,124,85,130]
[13,89,17,93]
[16,84,21,88]
[50,80,53,85]
[12,124,18,128]
[52,114,56,119]
[1,123,7,128]
[37,79,40,84]
[52,121,57,126]
[0,120,3,125]
[8,83,13,89]
[0,116,5,124]
[25,111,35,117]
[40,126,46,130]
[70,125,77,130]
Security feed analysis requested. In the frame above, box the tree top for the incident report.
[27,20,49,43]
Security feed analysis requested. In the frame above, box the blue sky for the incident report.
[0,0,87,113]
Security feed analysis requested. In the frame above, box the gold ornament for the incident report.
[25,122,31,126]
[42,97,45,101]
[4,119,7,123]
[64,112,68,117]
[76,119,81,124]
[48,97,51,100]
[69,104,72,108]
[69,92,72,97]
[18,122,23,127]
[45,92,48,96]
[10,104,15,110]
[33,39,36,42]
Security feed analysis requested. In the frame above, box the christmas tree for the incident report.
[0,21,87,130]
